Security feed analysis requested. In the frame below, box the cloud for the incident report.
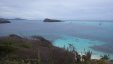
[0,0,113,20]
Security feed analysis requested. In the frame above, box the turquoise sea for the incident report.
[0,20,113,59]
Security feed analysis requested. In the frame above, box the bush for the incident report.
[20,44,31,48]
[100,54,110,60]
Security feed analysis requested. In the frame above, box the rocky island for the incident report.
[43,18,62,22]
[0,18,11,23]
[11,18,26,20]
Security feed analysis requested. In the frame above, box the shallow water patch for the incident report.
[53,35,113,59]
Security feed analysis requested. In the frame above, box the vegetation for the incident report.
[100,54,110,60]
[0,34,112,64]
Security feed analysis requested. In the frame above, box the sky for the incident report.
[0,0,113,20]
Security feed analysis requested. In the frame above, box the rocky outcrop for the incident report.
[0,35,75,64]
[0,18,10,23]
[43,18,62,22]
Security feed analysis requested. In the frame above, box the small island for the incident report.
[7,18,27,20]
[43,18,62,22]
[11,18,26,20]
[0,18,11,24]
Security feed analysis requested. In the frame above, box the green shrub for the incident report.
[20,44,31,48]
[100,54,110,60]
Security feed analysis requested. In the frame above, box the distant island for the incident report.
[43,18,63,22]
[8,18,26,20]
[0,18,11,23]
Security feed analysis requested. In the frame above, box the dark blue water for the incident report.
[0,20,113,59]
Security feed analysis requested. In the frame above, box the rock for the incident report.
[0,35,76,64]
[43,18,62,22]
[0,18,10,23]
[9,34,22,39]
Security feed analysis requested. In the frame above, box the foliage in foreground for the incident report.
[0,34,112,64]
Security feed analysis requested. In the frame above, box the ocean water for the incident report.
[0,20,113,59]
